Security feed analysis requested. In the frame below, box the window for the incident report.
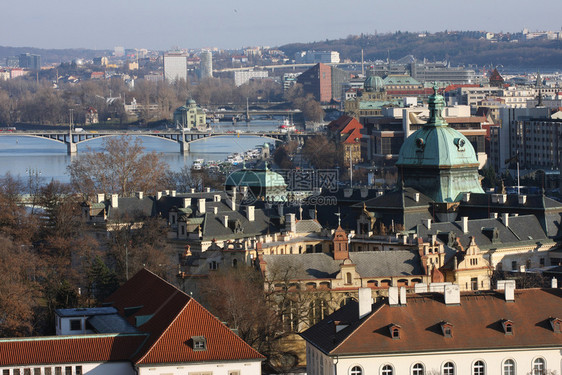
[346,272,352,284]
[192,336,207,351]
[392,327,400,339]
[55,367,62,375]
[75,366,82,375]
[503,359,515,375]
[33,370,41,375]
[350,366,362,375]
[12,370,20,375]
[2,370,8,375]
[381,365,393,375]
[232,258,238,268]
[412,363,424,375]
[511,261,517,270]
[532,358,545,375]
[44,369,52,375]
[443,362,455,375]
[70,319,81,331]
[209,261,218,270]
[472,361,485,375]
[65,367,71,375]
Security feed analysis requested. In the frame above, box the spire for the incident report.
[425,84,447,127]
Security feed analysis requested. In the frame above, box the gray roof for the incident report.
[107,197,156,221]
[263,251,423,280]
[56,307,117,317]
[88,314,138,334]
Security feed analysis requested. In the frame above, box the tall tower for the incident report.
[200,50,213,79]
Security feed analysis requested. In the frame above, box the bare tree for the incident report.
[67,135,169,198]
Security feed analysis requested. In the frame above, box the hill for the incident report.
[279,31,562,70]
[0,46,111,64]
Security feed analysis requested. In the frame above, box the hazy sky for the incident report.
[2,0,561,50]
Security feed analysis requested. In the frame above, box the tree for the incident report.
[302,135,340,169]
[67,135,170,198]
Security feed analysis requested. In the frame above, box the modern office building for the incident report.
[18,53,41,70]
[233,70,268,86]
[163,52,188,83]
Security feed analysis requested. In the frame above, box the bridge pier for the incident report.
[180,141,190,154]
[67,142,77,155]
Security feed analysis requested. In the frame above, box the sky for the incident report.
[2,0,561,51]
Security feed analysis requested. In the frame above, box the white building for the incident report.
[233,70,268,86]
[200,50,213,79]
[164,52,188,83]
[302,284,562,375]
[0,269,264,375]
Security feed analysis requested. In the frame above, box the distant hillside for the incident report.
[279,31,562,69]
[0,46,111,64]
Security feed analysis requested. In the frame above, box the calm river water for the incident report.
[0,120,285,183]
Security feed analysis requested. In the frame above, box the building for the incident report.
[0,268,264,375]
[301,284,562,375]
[327,115,363,167]
[410,61,476,84]
[200,50,213,79]
[18,53,41,70]
[173,99,207,130]
[233,70,268,86]
[297,63,332,103]
[164,52,188,83]
[294,51,340,64]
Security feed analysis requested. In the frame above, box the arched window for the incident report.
[532,358,545,375]
[346,272,352,284]
[350,366,362,375]
[503,359,515,375]
[472,360,485,375]
[232,258,238,268]
[381,365,393,375]
[443,362,455,375]
[412,363,424,375]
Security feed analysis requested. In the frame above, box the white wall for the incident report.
[137,360,262,375]
[0,362,135,375]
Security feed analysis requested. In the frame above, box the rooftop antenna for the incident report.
[334,210,341,227]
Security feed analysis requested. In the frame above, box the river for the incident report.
[0,119,289,183]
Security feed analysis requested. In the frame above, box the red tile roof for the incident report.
[0,269,264,368]
[302,288,562,356]
[0,334,146,366]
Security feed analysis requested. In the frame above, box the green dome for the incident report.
[225,169,286,189]
[396,86,484,203]
[397,88,478,168]
[364,75,384,92]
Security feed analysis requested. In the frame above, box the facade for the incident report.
[297,63,333,103]
[200,50,213,79]
[173,99,207,130]
[18,53,41,70]
[233,70,268,86]
[164,52,188,83]
[294,51,340,64]
[302,285,562,375]
[0,269,264,375]
[327,115,363,167]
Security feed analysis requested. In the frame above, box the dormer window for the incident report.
[388,324,401,339]
[192,336,207,351]
[549,317,561,333]
[440,321,453,338]
[501,319,514,335]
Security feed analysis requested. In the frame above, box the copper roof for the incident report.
[302,288,562,356]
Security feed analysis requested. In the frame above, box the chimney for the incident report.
[190,188,195,194]
[198,198,206,214]
[111,194,118,208]
[344,188,353,198]
[97,193,105,203]
[214,194,221,202]
[414,192,420,202]
[247,206,255,222]
[213,206,218,214]
[223,215,229,228]
[358,288,372,319]
[490,212,498,219]
[205,187,211,193]
[360,187,368,198]
[502,213,509,227]
[277,203,284,217]
[137,191,144,199]
[505,280,515,302]
[399,286,407,305]
[388,286,399,306]
[285,213,296,233]
[444,284,460,305]
[431,234,437,245]
[551,277,558,288]
[426,219,431,230]
[182,198,190,208]
[157,191,162,199]
[171,190,176,197]
[463,192,471,202]
[229,187,237,211]
[165,190,170,196]
[462,216,468,234]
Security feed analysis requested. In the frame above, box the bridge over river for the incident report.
[0,129,317,154]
